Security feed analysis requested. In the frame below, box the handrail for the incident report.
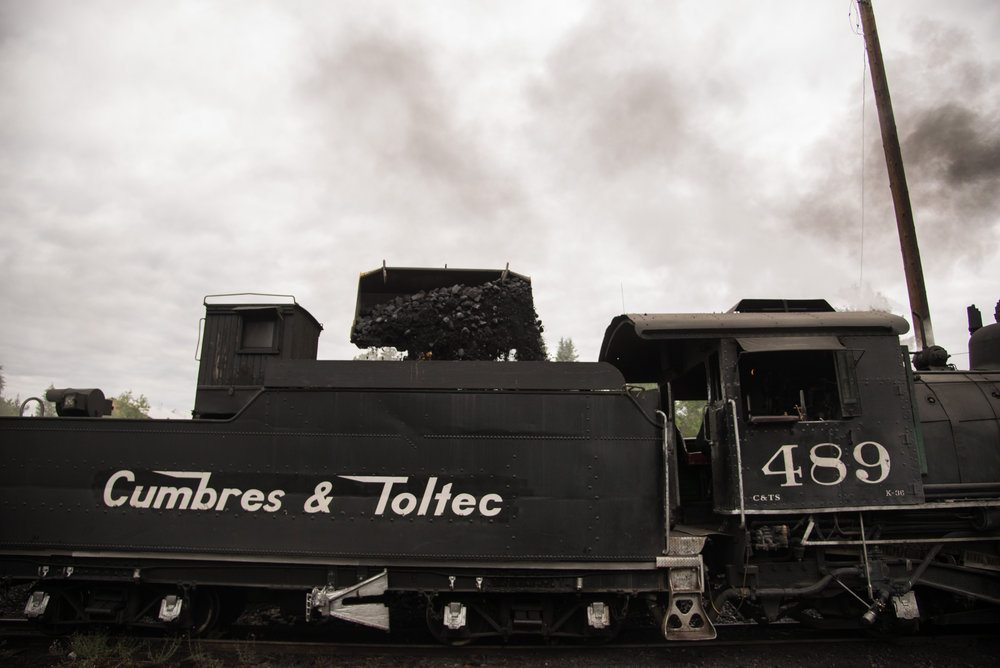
[729,399,746,528]
[19,397,45,417]
[656,410,670,554]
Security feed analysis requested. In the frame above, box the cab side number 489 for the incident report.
[761,442,891,488]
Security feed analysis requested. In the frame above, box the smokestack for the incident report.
[968,305,983,334]
[968,299,1000,370]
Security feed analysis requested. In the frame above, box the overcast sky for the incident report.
[1,0,998,417]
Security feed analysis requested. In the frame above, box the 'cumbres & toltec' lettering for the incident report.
[101,470,504,517]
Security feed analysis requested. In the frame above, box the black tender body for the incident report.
[3,364,662,562]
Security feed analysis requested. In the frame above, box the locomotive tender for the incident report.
[2,268,999,641]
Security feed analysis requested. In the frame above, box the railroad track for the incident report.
[2,618,996,667]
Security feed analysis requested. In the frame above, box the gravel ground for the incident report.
[3,626,996,667]
[0,638,1000,668]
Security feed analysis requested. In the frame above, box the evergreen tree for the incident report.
[674,400,707,438]
[112,390,151,419]
[554,337,579,362]
[0,366,19,416]
[353,347,405,361]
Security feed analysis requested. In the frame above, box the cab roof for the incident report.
[599,309,909,383]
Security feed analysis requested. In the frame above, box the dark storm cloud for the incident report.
[903,102,1000,181]
[893,19,1000,237]
[901,103,1000,260]
[904,103,1000,186]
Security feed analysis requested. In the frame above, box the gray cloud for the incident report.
[904,102,1000,186]
[913,107,1000,185]
[2,2,998,412]
[778,16,1000,266]
[299,30,527,244]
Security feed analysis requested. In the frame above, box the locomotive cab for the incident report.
[600,299,921,518]
[602,299,1000,630]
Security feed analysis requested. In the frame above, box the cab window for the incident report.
[739,350,856,422]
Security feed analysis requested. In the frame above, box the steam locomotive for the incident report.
[1,267,998,641]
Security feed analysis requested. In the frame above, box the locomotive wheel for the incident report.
[185,588,245,636]
[188,589,221,636]
[891,617,920,635]
[35,587,82,635]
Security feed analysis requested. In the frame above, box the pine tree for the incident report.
[0,366,19,416]
[555,337,579,362]
[111,390,151,419]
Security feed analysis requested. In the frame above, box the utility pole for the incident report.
[857,0,934,349]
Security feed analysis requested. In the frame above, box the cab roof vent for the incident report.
[728,298,835,313]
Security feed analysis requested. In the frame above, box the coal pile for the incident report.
[351,275,547,361]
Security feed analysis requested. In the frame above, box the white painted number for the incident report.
[809,443,848,486]
[853,441,891,484]
[761,444,803,487]
[760,441,892,488]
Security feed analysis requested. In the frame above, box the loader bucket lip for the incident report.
[354,265,530,320]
